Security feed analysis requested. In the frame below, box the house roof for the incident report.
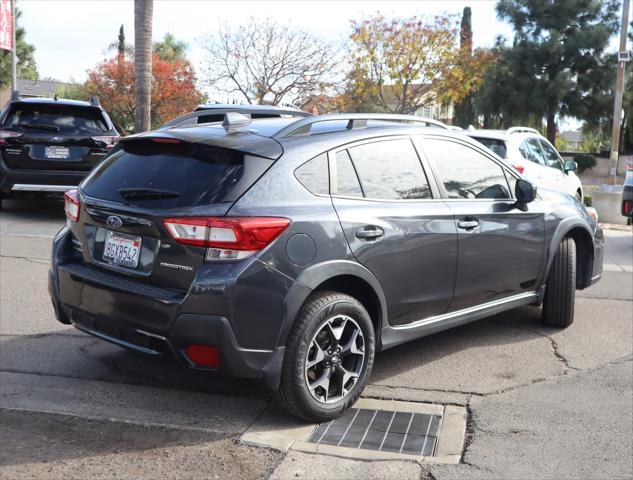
[16,79,70,98]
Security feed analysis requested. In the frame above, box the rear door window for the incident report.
[5,104,110,135]
[81,142,271,208]
[519,139,546,165]
[538,139,563,170]
[347,139,432,200]
[423,139,512,200]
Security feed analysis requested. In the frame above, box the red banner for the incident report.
[0,0,12,51]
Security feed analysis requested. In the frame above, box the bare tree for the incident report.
[200,18,339,106]
[134,0,153,132]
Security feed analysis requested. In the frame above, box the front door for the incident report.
[330,138,458,326]
[420,137,545,311]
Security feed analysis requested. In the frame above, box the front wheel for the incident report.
[278,291,375,422]
[542,237,576,327]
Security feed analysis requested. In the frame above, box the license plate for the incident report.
[45,146,70,159]
[102,231,141,269]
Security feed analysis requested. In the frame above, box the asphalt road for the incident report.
[1,197,632,480]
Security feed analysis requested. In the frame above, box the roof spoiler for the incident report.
[89,95,101,107]
[10,90,20,101]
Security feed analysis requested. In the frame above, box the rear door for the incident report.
[1,103,115,171]
[517,138,557,191]
[75,138,274,291]
[330,137,457,326]
[420,137,545,311]
[538,138,571,195]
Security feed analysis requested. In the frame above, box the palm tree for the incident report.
[134,0,153,133]
[154,33,188,62]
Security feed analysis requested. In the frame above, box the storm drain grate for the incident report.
[307,408,442,456]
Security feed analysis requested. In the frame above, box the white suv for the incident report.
[465,127,583,200]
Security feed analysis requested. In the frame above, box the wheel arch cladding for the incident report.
[547,221,594,290]
[277,260,388,349]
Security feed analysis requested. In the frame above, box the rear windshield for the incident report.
[470,137,507,158]
[4,104,109,135]
[81,141,271,208]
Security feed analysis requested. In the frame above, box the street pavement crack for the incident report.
[527,328,580,372]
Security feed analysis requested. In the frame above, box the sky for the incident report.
[18,0,516,85]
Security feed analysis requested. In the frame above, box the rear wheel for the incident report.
[542,237,576,327]
[278,291,375,422]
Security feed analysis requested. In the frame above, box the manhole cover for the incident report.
[307,407,441,456]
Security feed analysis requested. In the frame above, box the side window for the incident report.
[539,139,563,170]
[295,153,329,195]
[348,139,432,200]
[519,139,546,165]
[423,139,512,200]
[335,150,363,197]
[505,170,518,198]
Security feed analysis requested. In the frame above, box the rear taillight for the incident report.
[511,164,525,174]
[0,129,23,145]
[64,189,80,222]
[624,200,633,216]
[164,217,290,261]
[91,135,120,149]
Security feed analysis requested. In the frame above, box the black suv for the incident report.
[0,94,118,206]
[48,113,603,421]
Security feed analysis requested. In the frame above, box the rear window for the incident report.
[81,141,271,208]
[470,137,507,158]
[5,104,110,135]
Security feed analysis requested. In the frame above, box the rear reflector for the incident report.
[64,189,80,222]
[511,164,525,174]
[184,344,220,368]
[164,216,290,261]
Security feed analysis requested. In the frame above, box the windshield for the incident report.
[470,137,507,159]
[5,104,110,135]
[81,142,272,208]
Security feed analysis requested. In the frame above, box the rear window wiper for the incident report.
[118,188,181,200]
[14,123,61,132]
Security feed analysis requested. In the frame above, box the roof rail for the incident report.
[89,95,101,107]
[10,90,20,101]
[161,106,311,129]
[272,113,449,138]
[507,126,540,135]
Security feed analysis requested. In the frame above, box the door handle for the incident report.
[355,226,384,240]
[457,219,479,230]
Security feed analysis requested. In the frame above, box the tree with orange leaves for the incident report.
[85,53,203,134]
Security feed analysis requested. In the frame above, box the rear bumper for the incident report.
[47,228,299,390]
[0,159,86,194]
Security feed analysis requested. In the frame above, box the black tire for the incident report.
[278,291,375,422]
[542,237,576,327]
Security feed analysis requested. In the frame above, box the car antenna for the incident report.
[54,93,58,101]
[90,95,101,107]
[222,112,251,131]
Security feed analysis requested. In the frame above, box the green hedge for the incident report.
[573,153,597,173]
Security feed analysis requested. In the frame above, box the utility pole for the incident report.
[608,0,631,184]
[10,0,16,92]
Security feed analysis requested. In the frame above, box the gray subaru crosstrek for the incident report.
[49,113,604,421]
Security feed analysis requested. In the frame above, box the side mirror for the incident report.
[515,178,537,204]
[564,160,578,172]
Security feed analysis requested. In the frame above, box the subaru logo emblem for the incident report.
[106,215,123,229]
[51,136,64,143]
